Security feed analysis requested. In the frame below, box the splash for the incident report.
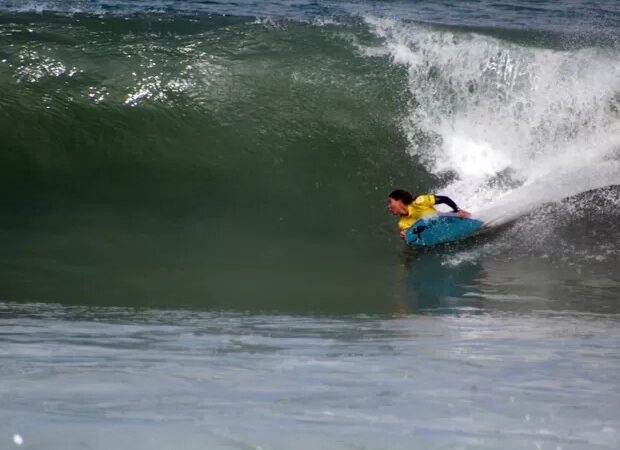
[365,17,620,224]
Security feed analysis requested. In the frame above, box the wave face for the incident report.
[0,2,618,310]
[1,13,412,230]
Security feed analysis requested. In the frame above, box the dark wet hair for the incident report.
[389,189,414,204]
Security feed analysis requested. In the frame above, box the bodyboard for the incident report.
[404,214,483,246]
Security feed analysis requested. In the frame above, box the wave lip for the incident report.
[2,1,620,36]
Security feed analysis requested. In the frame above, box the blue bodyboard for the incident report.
[405,214,483,247]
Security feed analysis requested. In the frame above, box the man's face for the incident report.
[387,197,407,216]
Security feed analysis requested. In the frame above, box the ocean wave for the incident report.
[0,11,618,271]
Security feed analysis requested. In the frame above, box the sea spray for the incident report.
[364,16,620,222]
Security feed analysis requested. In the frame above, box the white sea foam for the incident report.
[7,0,106,15]
[364,16,620,224]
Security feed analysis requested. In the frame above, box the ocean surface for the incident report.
[0,1,619,449]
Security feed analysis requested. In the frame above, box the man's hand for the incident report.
[399,229,406,240]
[457,209,471,218]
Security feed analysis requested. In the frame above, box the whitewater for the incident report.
[360,16,620,226]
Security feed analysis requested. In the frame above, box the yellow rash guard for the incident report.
[397,194,437,231]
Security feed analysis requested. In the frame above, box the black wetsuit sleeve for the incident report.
[434,195,460,212]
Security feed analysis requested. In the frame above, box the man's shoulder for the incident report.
[413,194,435,205]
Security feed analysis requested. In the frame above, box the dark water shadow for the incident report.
[394,244,486,315]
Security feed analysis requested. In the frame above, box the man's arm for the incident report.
[434,195,459,212]
[435,195,471,217]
